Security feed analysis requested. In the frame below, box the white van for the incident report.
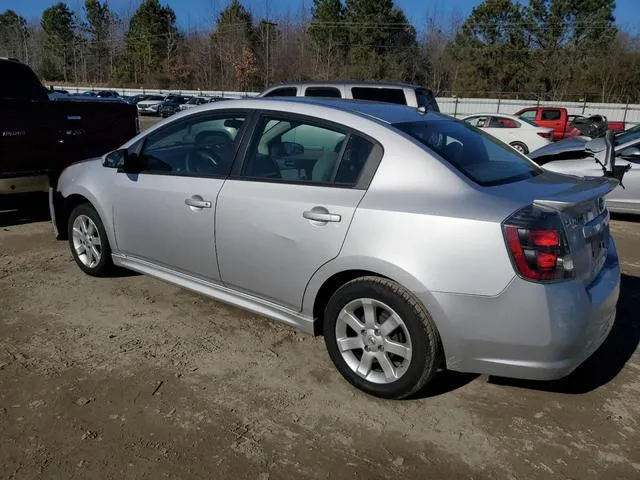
[258,81,440,112]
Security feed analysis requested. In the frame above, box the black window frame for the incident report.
[303,86,342,98]
[230,110,383,190]
[116,109,252,179]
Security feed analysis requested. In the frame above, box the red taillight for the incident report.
[530,229,559,247]
[503,224,573,282]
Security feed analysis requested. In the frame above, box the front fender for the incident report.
[56,162,116,249]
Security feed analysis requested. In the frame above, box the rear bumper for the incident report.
[0,174,49,195]
[429,237,620,380]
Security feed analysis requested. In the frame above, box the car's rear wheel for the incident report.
[509,141,529,154]
[67,203,113,277]
[323,277,442,399]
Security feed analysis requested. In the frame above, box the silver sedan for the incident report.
[50,98,620,399]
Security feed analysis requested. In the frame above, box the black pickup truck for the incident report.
[0,58,138,205]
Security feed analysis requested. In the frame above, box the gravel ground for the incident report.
[0,115,638,479]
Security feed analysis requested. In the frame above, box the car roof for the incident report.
[191,97,450,125]
[265,80,428,90]
[463,113,521,120]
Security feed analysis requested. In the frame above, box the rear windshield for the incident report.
[0,61,47,102]
[393,119,542,186]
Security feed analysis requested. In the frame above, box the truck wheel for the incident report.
[323,277,443,399]
[67,203,113,277]
[509,141,529,154]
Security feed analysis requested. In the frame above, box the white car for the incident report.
[462,113,554,154]
[179,96,221,111]
[136,95,166,115]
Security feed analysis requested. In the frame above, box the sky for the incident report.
[1,0,638,32]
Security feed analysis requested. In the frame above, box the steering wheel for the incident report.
[185,148,221,174]
[185,130,231,174]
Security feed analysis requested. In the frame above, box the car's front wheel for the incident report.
[323,277,442,399]
[67,203,113,276]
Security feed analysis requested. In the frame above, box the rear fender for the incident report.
[302,255,454,358]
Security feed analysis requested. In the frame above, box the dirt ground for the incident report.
[1,115,638,479]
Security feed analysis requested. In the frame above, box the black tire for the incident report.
[509,141,529,154]
[67,203,113,277]
[323,276,443,399]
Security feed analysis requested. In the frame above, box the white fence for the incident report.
[56,85,640,129]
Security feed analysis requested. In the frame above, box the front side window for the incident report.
[241,116,373,186]
[138,113,246,177]
[393,119,542,186]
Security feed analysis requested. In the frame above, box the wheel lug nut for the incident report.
[374,329,380,336]
[364,346,369,352]
[360,329,366,334]
[378,345,384,351]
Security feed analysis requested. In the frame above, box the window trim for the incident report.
[230,110,384,190]
[119,109,253,179]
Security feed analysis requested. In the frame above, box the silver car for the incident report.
[49,98,621,399]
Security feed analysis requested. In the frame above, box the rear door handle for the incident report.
[303,207,341,223]
[185,195,212,209]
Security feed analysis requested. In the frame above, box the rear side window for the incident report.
[304,87,341,98]
[351,87,406,105]
[393,119,542,186]
[541,110,561,121]
[263,87,298,97]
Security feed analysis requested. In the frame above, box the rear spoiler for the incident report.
[534,176,619,211]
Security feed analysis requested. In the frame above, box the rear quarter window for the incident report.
[351,87,407,105]
[393,119,542,186]
[263,87,298,97]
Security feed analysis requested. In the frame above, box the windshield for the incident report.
[615,124,640,146]
[393,119,542,186]
[519,117,539,127]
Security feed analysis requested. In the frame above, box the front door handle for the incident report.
[185,195,212,209]
[303,207,341,223]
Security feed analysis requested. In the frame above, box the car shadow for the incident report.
[488,273,640,394]
[409,370,480,399]
[610,212,640,223]
[0,204,51,227]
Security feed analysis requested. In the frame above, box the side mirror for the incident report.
[105,148,145,173]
